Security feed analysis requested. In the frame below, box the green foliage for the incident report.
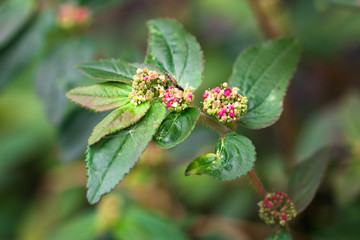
[88,102,150,145]
[115,206,188,240]
[288,148,332,213]
[153,107,200,149]
[266,229,291,240]
[66,82,132,112]
[145,19,204,90]
[86,102,166,204]
[76,59,137,83]
[186,134,256,180]
[229,38,300,129]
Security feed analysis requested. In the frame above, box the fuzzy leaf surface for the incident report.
[66,82,132,112]
[229,38,300,129]
[88,102,150,145]
[76,59,137,83]
[185,134,256,180]
[153,107,200,149]
[146,19,204,90]
[288,148,332,213]
[86,102,166,204]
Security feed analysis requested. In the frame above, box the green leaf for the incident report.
[88,102,150,145]
[153,107,200,149]
[76,59,137,83]
[146,19,204,90]
[288,148,332,213]
[86,102,166,204]
[114,206,188,240]
[185,134,256,181]
[66,82,132,112]
[0,0,35,50]
[266,229,291,240]
[229,38,300,129]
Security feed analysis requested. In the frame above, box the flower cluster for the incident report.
[159,85,194,112]
[128,68,194,111]
[202,83,247,123]
[57,3,91,30]
[258,192,297,226]
[129,67,167,105]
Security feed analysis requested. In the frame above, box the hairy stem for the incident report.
[248,169,266,199]
[199,111,267,199]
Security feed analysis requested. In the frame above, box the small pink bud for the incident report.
[229,105,234,110]
[215,87,221,94]
[224,89,231,96]
[272,196,278,201]
[203,92,209,99]
[229,112,235,118]
[144,76,149,81]
[164,93,169,98]
[282,215,287,220]
[166,102,172,108]
[218,112,224,117]
[188,94,193,99]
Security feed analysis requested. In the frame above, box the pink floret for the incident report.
[203,92,209,99]
[166,102,172,108]
[229,112,235,118]
[218,112,224,117]
[224,89,231,96]
[144,76,149,81]
[282,215,287,220]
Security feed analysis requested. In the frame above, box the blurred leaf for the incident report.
[46,212,97,240]
[66,82,132,112]
[339,92,360,148]
[266,229,291,240]
[330,0,360,7]
[0,0,35,50]
[76,59,137,83]
[35,37,96,125]
[295,107,340,161]
[89,102,150,145]
[59,109,107,162]
[0,11,54,91]
[186,134,256,180]
[229,38,300,129]
[153,107,200,149]
[288,148,332,213]
[86,102,166,204]
[146,19,204,90]
[114,206,187,240]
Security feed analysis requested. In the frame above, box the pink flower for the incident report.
[166,102,172,108]
[144,76,149,81]
[203,92,209,99]
[224,89,231,96]
[229,105,234,110]
[282,215,287,220]
[188,94,193,99]
[229,112,235,118]
[164,93,169,98]
[218,112,224,117]
[272,196,278,201]
[215,87,221,94]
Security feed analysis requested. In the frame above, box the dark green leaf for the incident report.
[229,38,300,129]
[86,102,166,204]
[76,59,137,83]
[114,206,187,240]
[66,82,132,112]
[288,148,332,213]
[146,19,204,90]
[266,229,291,240]
[153,107,200,149]
[0,0,35,49]
[185,134,256,181]
[88,102,150,145]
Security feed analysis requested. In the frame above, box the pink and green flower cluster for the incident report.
[258,192,297,226]
[202,83,247,123]
[57,3,91,30]
[159,84,194,112]
[129,67,167,105]
[129,68,194,111]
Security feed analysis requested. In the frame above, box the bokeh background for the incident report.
[1,0,360,239]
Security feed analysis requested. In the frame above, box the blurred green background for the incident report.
[1,0,360,239]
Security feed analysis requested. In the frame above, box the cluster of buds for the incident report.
[258,192,297,226]
[159,84,194,112]
[129,67,167,105]
[202,83,247,123]
[57,3,91,30]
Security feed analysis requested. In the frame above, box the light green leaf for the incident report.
[76,59,137,83]
[88,102,150,145]
[229,38,300,129]
[266,229,291,240]
[185,134,256,181]
[86,102,166,204]
[66,82,132,112]
[153,107,200,149]
[288,148,332,213]
[146,19,204,90]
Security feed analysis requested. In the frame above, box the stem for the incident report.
[198,111,267,199]
[247,169,266,199]
[246,0,279,39]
